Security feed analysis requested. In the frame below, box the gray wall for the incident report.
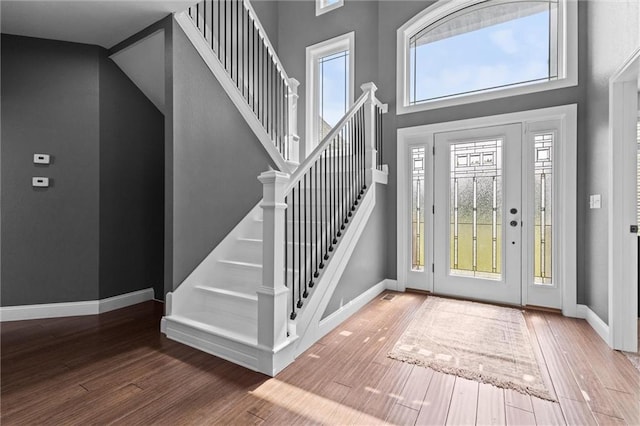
[323,184,387,318]
[581,1,639,322]
[1,35,101,305]
[1,34,165,306]
[251,0,279,50]
[98,55,165,300]
[169,20,275,288]
[277,0,379,155]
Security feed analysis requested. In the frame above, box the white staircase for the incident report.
[162,0,388,376]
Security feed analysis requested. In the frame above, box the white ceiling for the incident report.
[1,0,195,48]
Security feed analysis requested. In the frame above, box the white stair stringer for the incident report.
[292,176,385,357]
[161,201,297,375]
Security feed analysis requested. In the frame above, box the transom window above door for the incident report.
[396,0,578,113]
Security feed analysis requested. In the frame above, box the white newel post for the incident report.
[361,82,378,187]
[257,170,290,372]
[287,78,301,169]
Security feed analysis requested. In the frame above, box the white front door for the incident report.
[433,124,522,305]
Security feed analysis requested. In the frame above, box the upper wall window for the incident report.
[306,32,355,153]
[316,0,344,16]
[397,0,577,114]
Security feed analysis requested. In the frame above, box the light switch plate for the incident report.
[589,194,601,209]
[34,154,50,164]
[32,177,49,187]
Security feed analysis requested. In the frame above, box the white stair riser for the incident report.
[216,261,262,287]
[229,239,263,264]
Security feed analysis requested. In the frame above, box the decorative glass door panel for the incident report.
[450,140,503,279]
[434,124,522,305]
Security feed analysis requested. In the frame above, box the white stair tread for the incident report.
[194,284,258,301]
[218,259,261,269]
[167,312,257,346]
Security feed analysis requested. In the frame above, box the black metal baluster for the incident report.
[303,173,308,297]
[210,0,214,52]
[314,160,319,279]
[328,145,333,253]
[320,152,326,265]
[231,0,235,78]
[291,189,296,319]
[337,130,342,236]
[297,182,302,309]
[331,138,337,246]
[361,108,366,192]
[217,0,221,59]
[236,0,239,86]
[349,115,358,215]
[341,126,346,228]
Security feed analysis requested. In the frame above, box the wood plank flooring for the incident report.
[2,292,639,425]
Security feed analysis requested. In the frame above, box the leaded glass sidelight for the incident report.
[450,140,502,279]
[412,147,426,271]
[534,134,553,284]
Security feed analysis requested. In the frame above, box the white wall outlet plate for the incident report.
[34,154,50,164]
[32,177,49,187]
[589,194,601,209]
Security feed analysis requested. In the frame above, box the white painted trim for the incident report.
[174,12,292,173]
[317,279,388,337]
[305,31,355,158]
[608,46,640,352]
[395,0,578,115]
[0,288,154,322]
[316,0,343,16]
[576,304,610,346]
[385,279,400,291]
[396,105,577,314]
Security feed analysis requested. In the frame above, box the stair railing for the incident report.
[258,83,387,353]
[183,0,300,169]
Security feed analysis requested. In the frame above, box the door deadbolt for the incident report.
[510,220,518,227]
[510,208,518,214]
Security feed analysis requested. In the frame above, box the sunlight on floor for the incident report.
[250,379,385,424]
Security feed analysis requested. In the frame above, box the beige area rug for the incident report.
[388,296,555,401]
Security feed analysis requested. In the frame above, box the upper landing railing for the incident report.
[185,0,299,169]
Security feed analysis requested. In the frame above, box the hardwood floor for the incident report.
[2,292,639,425]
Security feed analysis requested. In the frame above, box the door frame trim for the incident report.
[397,104,577,316]
[608,47,639,352]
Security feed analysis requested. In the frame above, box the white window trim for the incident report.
[316,0,344,16]
[305,31,355,157]
[396,104,577,315]
[396,0,578,115]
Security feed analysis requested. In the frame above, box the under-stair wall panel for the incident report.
[322,183,387,319]
[170,20,276,288]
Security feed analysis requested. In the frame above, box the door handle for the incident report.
[510,220,518,227]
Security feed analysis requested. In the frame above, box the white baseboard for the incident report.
[317,279,388,337]
[384,279,399,291]
[0,288,155,322]
[576,304,610,345]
